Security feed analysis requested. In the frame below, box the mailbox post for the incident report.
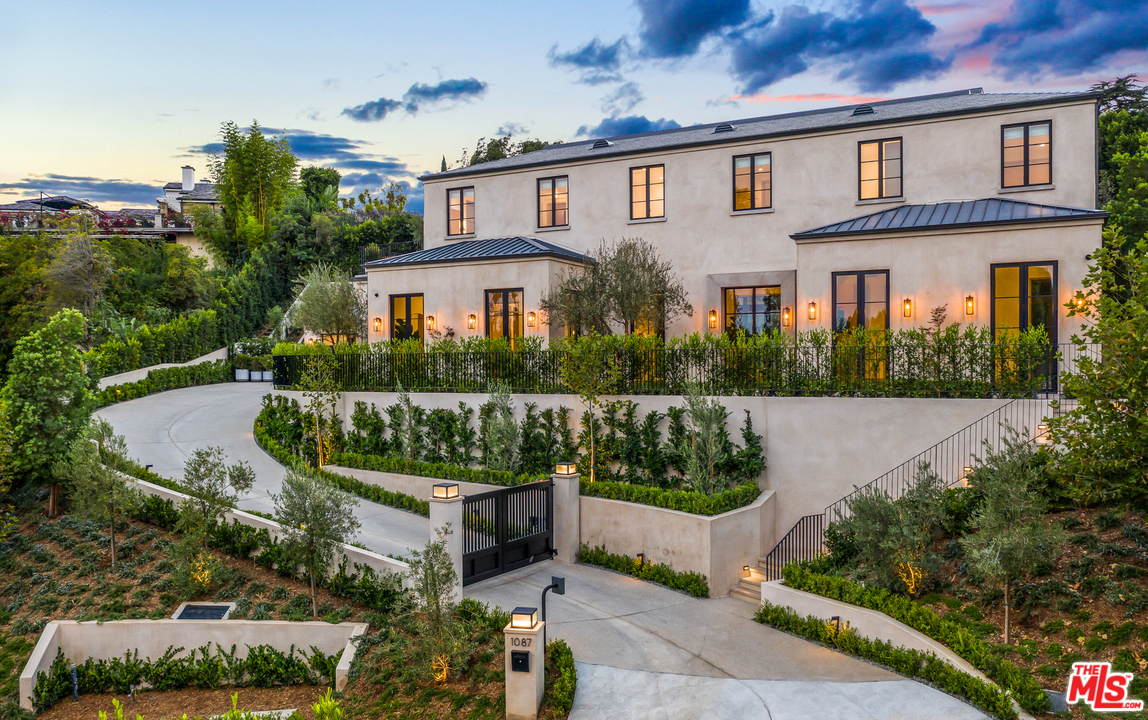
[504,606,545,720]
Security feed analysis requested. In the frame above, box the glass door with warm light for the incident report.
[391,293,424,343]
[485,288,524,343]
[832,270,889,381]
[992,262,1057,385]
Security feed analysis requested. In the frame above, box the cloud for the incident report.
[601,82,644,115]
[0,174,159,206]
[497,122,530,136]
[635,0,752,58]
[729,0,950,93]
[342,78,488,122]
[576,115,682,137]
[548,38,628,84]
[969,0,1148,79]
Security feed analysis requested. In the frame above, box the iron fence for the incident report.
[359,241,422,273]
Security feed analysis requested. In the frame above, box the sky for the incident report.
[2,0,1146,214]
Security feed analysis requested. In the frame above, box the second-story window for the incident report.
[447,187,475,236]
[733,153,771,211]
[859,138,902,200]
[630,165,664,220]
[538,176,568,228]
[1002,121,1051,188]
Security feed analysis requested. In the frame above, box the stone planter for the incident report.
[234,369,250,382]
[261,370,274,382]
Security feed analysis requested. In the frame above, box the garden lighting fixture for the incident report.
[554,462,577,475]
[511,607,538,629]
[432,483,459,499]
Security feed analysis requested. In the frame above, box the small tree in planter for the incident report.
[233,354,250,381]
[178,446,256,550]
[679,383,730,495]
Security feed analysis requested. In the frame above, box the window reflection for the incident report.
[1002,122,1051,188]
[723,286,780,336]
[833,271,888,333]
[631,165,665,219]
[859,139,901,200]
[733,153,771,210]
[447,187,475,236]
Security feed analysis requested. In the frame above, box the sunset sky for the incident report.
[2,0,1145,213]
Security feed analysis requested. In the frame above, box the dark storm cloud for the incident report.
[635,0,752,58]
[342,78,488,122]
[576,115,682,137]
[0,174,159,206]
[548,37,629,84]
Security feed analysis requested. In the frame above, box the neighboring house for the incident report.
[0,196,99,230]
[155,165,219,262]
[365,87,1104,348]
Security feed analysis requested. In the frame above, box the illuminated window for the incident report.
[630,165,664,220]
[833,271,889,333]
[992,262,1056,341]
[486,288,524,341]
[858,139,902,200]
[538,177,568,228]
[733,153,771,211]
[390,293,424,343]
[1002,122,1051,188]
[447,187,475,236]
[723,286,780,336]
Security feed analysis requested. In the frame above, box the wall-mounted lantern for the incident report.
[468,314,477,330]
[903,298,912,318]
[782,306,791,328]
[373,317,382,333]
[965,295,975,315]
[511,607,538,630]
[527,311,537,328]
[432,482,459,499]
[554,462,577,475]
[427,315,436,331]
[808,301,817,321]
[708,309,717,329]
[1073,293,1087,311]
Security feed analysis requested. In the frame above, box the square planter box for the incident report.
[234,369,250,382]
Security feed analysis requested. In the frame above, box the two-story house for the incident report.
[364,88,1106,347]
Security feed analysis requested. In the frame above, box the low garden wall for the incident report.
[98,347,228,390]
[581,489,776,597]
[19,619,366,710]
[324,464,508,497]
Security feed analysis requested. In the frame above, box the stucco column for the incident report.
[504,618,546,720]
[429,491,464,603]
[551,472,581,564]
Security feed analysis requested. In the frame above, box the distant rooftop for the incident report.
[792,198,1107,240]
[163,181,218,201]
[0,196,96,212]
[365,236,592,268]
[423,88,1099,182]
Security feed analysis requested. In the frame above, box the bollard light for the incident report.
[636,552,646,570]
[830,616,842,633]
[554,462,577,475]
[511,607,538,629]
[432,482,459,499]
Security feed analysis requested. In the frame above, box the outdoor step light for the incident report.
[511,606,538,629]
[432,482,459,499]
[965,294,975,315]
[808,301,817,320]
[554,462,577,475]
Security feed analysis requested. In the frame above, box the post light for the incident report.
[708,309,717,329]
[636,552,646,570]
[468,313,477,330]
[432,482,459,499]
[527,311,537,328]
[903,298,912,318]
[808,301,818,320]
[554,462,577,475]
[830,616,842,633]
[782,306,791,328]
[427,315,436,331]
[373,317,382,333]
[511,607,538,629]
[965,294,975,315]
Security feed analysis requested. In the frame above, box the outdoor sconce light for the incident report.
[511,607,538,630]
[708,309,717,329]
[1073,293,1087,310]
[468,314,477,330]
[965,295,975,315]
[808,301,818,321]
[963,465,973,476]
[636,552,646,570]
[427,315,436,331]
[554,462,577,475]
[742,565,751,572]
[432,482,459,500]
[527,311,537,328]
[373,317,382,333]
[903,298,912,318]
[782,306,791,328]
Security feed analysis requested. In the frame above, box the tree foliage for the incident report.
[455,135,562,168]
[291,263,367,345]
[679,384,730,495]
[178,446,256,550]
[557,332,620,482]
[300,166,342,204]
[45,229,114,320]
[54,417,131,565]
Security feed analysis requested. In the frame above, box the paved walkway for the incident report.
[98,383,990,719]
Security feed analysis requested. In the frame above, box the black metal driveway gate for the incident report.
[462,480,553,586]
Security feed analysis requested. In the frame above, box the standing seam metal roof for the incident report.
[363,236,592,268]
[791,198,1107,239]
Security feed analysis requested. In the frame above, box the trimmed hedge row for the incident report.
[328,452,543,488]
[255,424,430,517]
[95,359,233,407]
[755,601,1017,720]
[580,479,760,516]
[577,543,709,597]
[781,564,1049,715]
[546,639,577,714]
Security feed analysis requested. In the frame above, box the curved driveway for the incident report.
[98,383,989,720]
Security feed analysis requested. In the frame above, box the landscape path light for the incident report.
[541,575,565,648]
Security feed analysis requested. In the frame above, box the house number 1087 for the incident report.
[511,637,532,648]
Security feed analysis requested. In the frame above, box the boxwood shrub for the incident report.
[329,452,542,488]
[95,359,233,408]
[580,479,760,516]
[577,543,709,598]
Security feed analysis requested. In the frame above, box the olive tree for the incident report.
[291,263,367,345]
[179,446,256,550]
[54,418,131,566]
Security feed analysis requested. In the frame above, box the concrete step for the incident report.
[729,585,761,604]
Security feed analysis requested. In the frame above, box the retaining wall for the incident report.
[98,347,229,390]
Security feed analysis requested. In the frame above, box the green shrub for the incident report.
[329,452,540,488]
[95,359,233,408]
[577,543,709,597]
[579,479,759,516]
[546,639,577,714]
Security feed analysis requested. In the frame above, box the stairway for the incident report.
[729,563,770,604]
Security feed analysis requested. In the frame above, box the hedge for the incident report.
[580,479,760,516]
[781,563,1049,715]
[546,639,578,714]
[255,424,430,517]
[328,452,544,488]
[95,359,233,407]
[577,543,709,597]
[755,601,1017,720]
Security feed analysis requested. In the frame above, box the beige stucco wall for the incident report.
[175,232,213,267]
[795,218,1103,344]
[323,464,503,497]
[364,256,582,345]
[421,98,1097,338]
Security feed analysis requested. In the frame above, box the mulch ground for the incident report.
[38,685,328,720]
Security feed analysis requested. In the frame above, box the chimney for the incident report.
[181,166,195,193]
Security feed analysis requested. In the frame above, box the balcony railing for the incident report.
[359,241,422,273]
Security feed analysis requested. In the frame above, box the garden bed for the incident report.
[39,684,329,720]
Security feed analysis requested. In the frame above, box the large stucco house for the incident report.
[364,88,1105,348]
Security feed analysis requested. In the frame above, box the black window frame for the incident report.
[537,176,569,229]
[485,287,525,341]
[857,137,903,201]
[1000,121,1053,189]
[629,164,665,220]
[722,285,781,337]
[990,260,1058,345]
[732,152,772,211]
[446,186,475,236]
[831,270,890,334]
[389,292,424,343]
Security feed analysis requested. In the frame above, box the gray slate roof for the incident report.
[423,88,1098,182]
[162,182,218,200]
[791,198,1107,240]
[364,236,592,268]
